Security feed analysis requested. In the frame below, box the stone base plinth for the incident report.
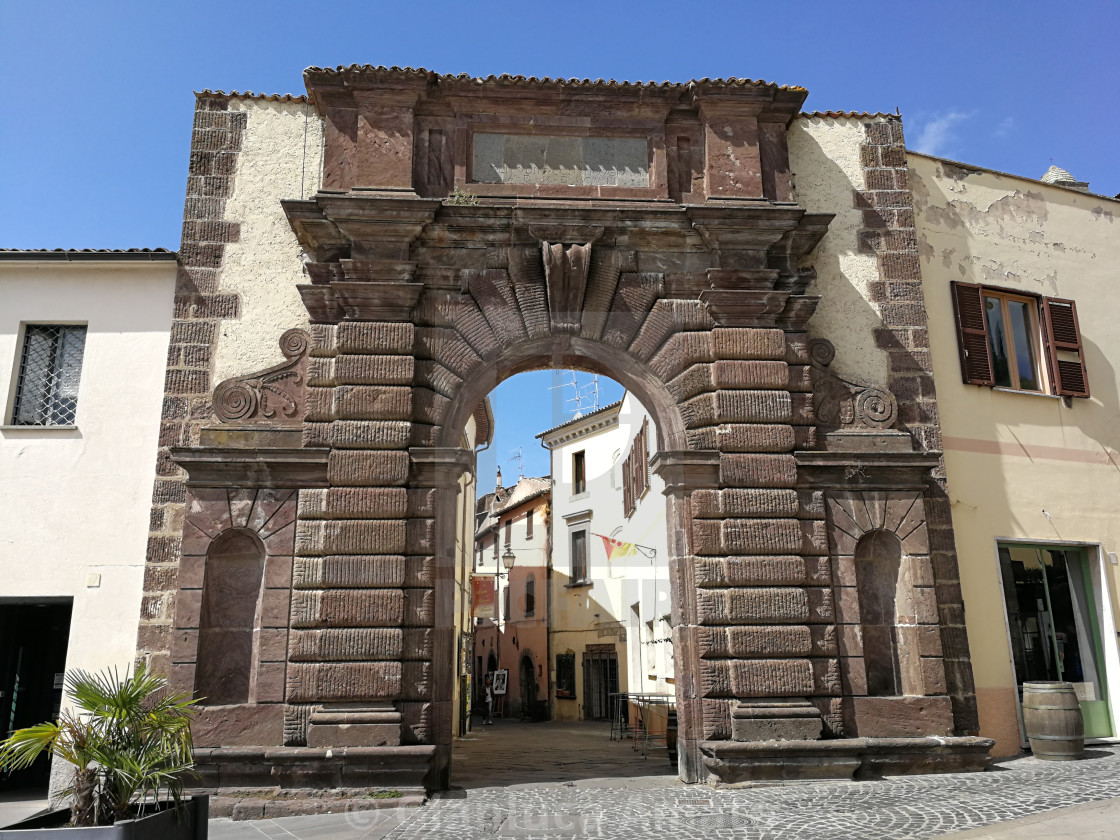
[191,744,436,807]
[731,699,823,741]
[306,703,402,748]
[700,736,994,786]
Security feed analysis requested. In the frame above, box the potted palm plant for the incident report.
[0,665,206,838]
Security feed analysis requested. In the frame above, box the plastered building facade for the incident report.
[909,154,1120,757]
[129,67,999,808]
[0,250,177,793]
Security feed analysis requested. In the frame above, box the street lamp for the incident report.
[500,547,517,575]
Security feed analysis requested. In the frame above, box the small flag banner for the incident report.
[471,575,496,619]
[596,534,637,560]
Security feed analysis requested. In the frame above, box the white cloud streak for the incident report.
[912,111,971,156]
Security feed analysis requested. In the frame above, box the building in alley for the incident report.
[472,471,550,720]
[538,395,673,725]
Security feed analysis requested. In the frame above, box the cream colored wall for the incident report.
[0,260,175,680]
[545,393,670,720]
[911,151,1120,755]
[213,98,322,382]
[789,115,889,387]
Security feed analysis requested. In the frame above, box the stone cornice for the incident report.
[171,446,329,488]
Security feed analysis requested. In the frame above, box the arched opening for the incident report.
[196,529,265,705]
[451,365,681,787]
[855,529,904,697]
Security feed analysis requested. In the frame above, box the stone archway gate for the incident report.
[154,67,991,799]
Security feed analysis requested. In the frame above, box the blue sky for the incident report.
[2,0,1115,484]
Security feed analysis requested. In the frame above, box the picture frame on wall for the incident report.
[492,668,509,696]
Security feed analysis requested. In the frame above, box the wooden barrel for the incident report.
[1022,681,1084,760]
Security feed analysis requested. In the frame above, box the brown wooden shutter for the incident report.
[950,282,995,385]
[1041,297,1090,398]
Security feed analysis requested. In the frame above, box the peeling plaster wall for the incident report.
[912,152,1120,755]
[789,116,889,387]
[213,98,322,383]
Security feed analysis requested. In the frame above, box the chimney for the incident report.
[496,466,503,492]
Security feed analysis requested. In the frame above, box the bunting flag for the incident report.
[596,534,637,560]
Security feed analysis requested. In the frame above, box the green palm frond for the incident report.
[0,664,197,827]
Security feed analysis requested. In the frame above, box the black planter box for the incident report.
[0,795,207,839]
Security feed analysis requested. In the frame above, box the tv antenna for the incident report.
[549,371,602,419]
[509,447,524,478]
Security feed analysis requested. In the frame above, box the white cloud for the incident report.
[911,111,971,157]
[994,116,1015,138]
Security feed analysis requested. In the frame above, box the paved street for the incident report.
[204,721,1120,839]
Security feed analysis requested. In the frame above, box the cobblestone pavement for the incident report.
[342,746,1120,840]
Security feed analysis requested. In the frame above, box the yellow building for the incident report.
[911,154,1120,756]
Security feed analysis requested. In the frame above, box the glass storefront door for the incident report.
[998,544,1113,738]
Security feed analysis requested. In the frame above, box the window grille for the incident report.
[12,325,86,426]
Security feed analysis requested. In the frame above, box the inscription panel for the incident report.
[472,133,649,187]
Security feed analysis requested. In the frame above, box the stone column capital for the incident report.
[651,450,721,494]
[409,447,476,487]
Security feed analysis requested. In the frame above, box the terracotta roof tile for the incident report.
[304,64,806,93]
[0,248,176,261]
[799,111,900,119]
[196,90,309,103]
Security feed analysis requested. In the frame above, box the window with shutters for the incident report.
[10,324,87,426]
[505,518,511,547]
[621,418,650,517]
[526,509,534,540]
[525,575,535,617]
[951,282,1089,398]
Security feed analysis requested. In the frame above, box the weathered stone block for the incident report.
[699,659,814,697]
[286,662,403,702]
[333,386,411,421]
[711,328,785,360]
[335,354,414,385]
[690,488,800,519]
[697,625,813,658]
[331,421,411,450]
[696,586,809,625]
[293,555,406,589]
[328,451,410,487]
[289,628,404,661]
[289,589,405,628]
[720,454,797,488]
[337,322,413,354]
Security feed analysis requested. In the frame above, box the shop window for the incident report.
[196,529,265,705]
[10,324,86,426]
[951,282,1088,397]
[998,544,1113,738]
[556,653,576,698]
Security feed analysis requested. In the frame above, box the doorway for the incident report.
[998,544,1114,739]
[0,601,72,791]
[582,646,619,721]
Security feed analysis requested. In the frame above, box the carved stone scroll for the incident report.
[213,328,311,425]
[809,338,898,430]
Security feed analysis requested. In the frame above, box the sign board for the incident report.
[492,669,509,696]
[471,576,496,619]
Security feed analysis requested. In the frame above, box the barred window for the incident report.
[11,325,86,426]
